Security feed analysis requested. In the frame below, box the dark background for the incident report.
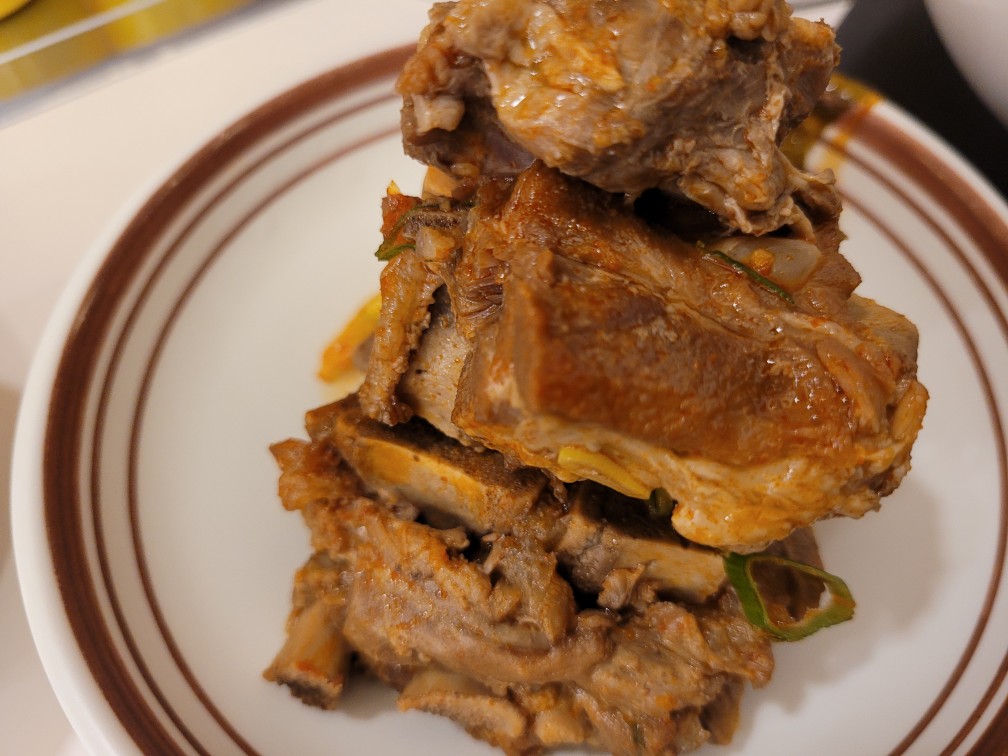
[836,0,1008,199]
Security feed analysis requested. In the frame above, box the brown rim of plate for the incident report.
[119,93,401,756]
[42,44,413,755]
[833,107,1008,756]
[39,50,1008,755]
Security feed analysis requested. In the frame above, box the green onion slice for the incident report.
[375,200,463,261]
[702,248,796,305]
[374,203,431,260]
[647,488,677,518]
[375,242,415,261]
[723,551,855,641]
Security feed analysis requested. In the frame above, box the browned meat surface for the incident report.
[266,396,824,755]
[398,0,840,235]
[397,287,471,439]
[310,392,549,534]
[556,483,726,606]
[359,164,928,551]
[358,241,442,425]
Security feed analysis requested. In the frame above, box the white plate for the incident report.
[11,47,1008,756]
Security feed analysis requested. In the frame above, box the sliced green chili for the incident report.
[723,551,855,641]
[702,248,795,305]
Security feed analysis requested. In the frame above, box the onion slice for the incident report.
[708,236,823,290]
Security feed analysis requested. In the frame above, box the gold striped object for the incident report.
[0,0,259,101]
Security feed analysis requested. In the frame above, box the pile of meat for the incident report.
[265,1,927,754]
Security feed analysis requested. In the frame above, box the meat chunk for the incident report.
[556,483,726,605]
[358,248,441,424]
[398,0,840,235]
[301,395,731,600]
[306,395,549,535]
[360,164,928,551]
[262,554,351,709]
[398,287,471,440]
[266,406,797,754]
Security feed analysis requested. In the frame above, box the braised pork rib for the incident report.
[398,0,840,235]
[267,397,825,754]
[360,164,927,551]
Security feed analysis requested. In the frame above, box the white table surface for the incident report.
[0,1,850,753]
